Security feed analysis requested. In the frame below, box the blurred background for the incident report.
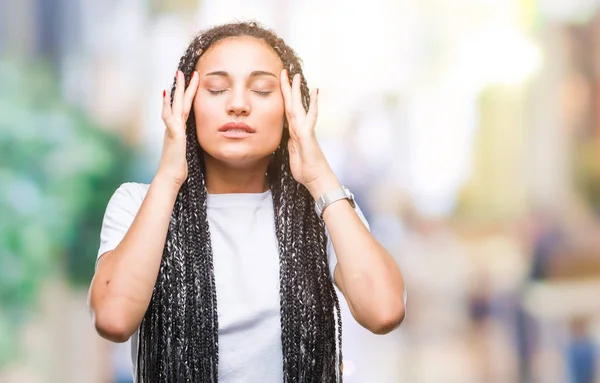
[2,0,600,382]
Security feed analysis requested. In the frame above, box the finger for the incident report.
[182,71,199,118]
[172,70,185,115]
[161,89,172,121]
[280,69,293,117]
[306,87,318,128]
[291,74,305,118]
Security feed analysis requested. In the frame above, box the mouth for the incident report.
[218,122,256,134]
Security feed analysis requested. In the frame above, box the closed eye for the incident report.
[253,91,272,96]
[208,89,226,95]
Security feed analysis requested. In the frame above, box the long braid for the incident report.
[137,21,343,382]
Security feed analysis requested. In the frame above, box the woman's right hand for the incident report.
[157,70,199,188]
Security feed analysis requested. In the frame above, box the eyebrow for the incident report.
[204,70,277,78]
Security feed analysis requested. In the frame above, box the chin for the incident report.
[205,146,273,168]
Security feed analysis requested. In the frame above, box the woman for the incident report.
[89,21,406,382]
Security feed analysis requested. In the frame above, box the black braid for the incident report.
[137,21,343,383]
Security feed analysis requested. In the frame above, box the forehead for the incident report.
[196,36,283,74]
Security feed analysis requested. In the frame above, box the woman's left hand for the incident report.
[280,69,340,198]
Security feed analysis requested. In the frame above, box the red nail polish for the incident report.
[317,88,319,95]
[163,90,166,98]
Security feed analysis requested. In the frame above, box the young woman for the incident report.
[88,21,406,383]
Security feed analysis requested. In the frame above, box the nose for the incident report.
[226,87,250,116]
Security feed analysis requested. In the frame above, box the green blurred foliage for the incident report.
[0,58,134,366]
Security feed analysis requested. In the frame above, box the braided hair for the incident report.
[137,21,344,382]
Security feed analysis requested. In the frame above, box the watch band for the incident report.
[314,186,356,218]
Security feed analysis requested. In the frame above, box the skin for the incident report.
[88,36,406,343]
[193,37,285,193]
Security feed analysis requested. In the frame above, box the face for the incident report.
[193,36,285,168]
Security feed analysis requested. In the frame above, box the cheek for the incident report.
[265,94,285,126]
[267,101,285,129]
[192,93,285,148]
[192,95,216,140]
[192,94,211,126]
[264,101,285,143]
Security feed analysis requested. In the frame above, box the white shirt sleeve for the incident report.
[325,202,370,280]
[96,182,148,268]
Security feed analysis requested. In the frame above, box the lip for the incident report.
[218,122,256,132]
[218,122,256,139]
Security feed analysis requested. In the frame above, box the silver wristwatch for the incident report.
[315,185,356,218]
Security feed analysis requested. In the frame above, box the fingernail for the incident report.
[175,70,179,78]
[317,88,319,95]
[191,71,196,79]
[163,90,166,98]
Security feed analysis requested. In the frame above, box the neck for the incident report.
[203,154,270,194]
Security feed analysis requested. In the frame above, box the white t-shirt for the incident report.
[96,182,370,382]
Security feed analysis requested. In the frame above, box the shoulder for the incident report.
[96,183,149,263]
[105,182,150,214]
[112,182,149,200]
